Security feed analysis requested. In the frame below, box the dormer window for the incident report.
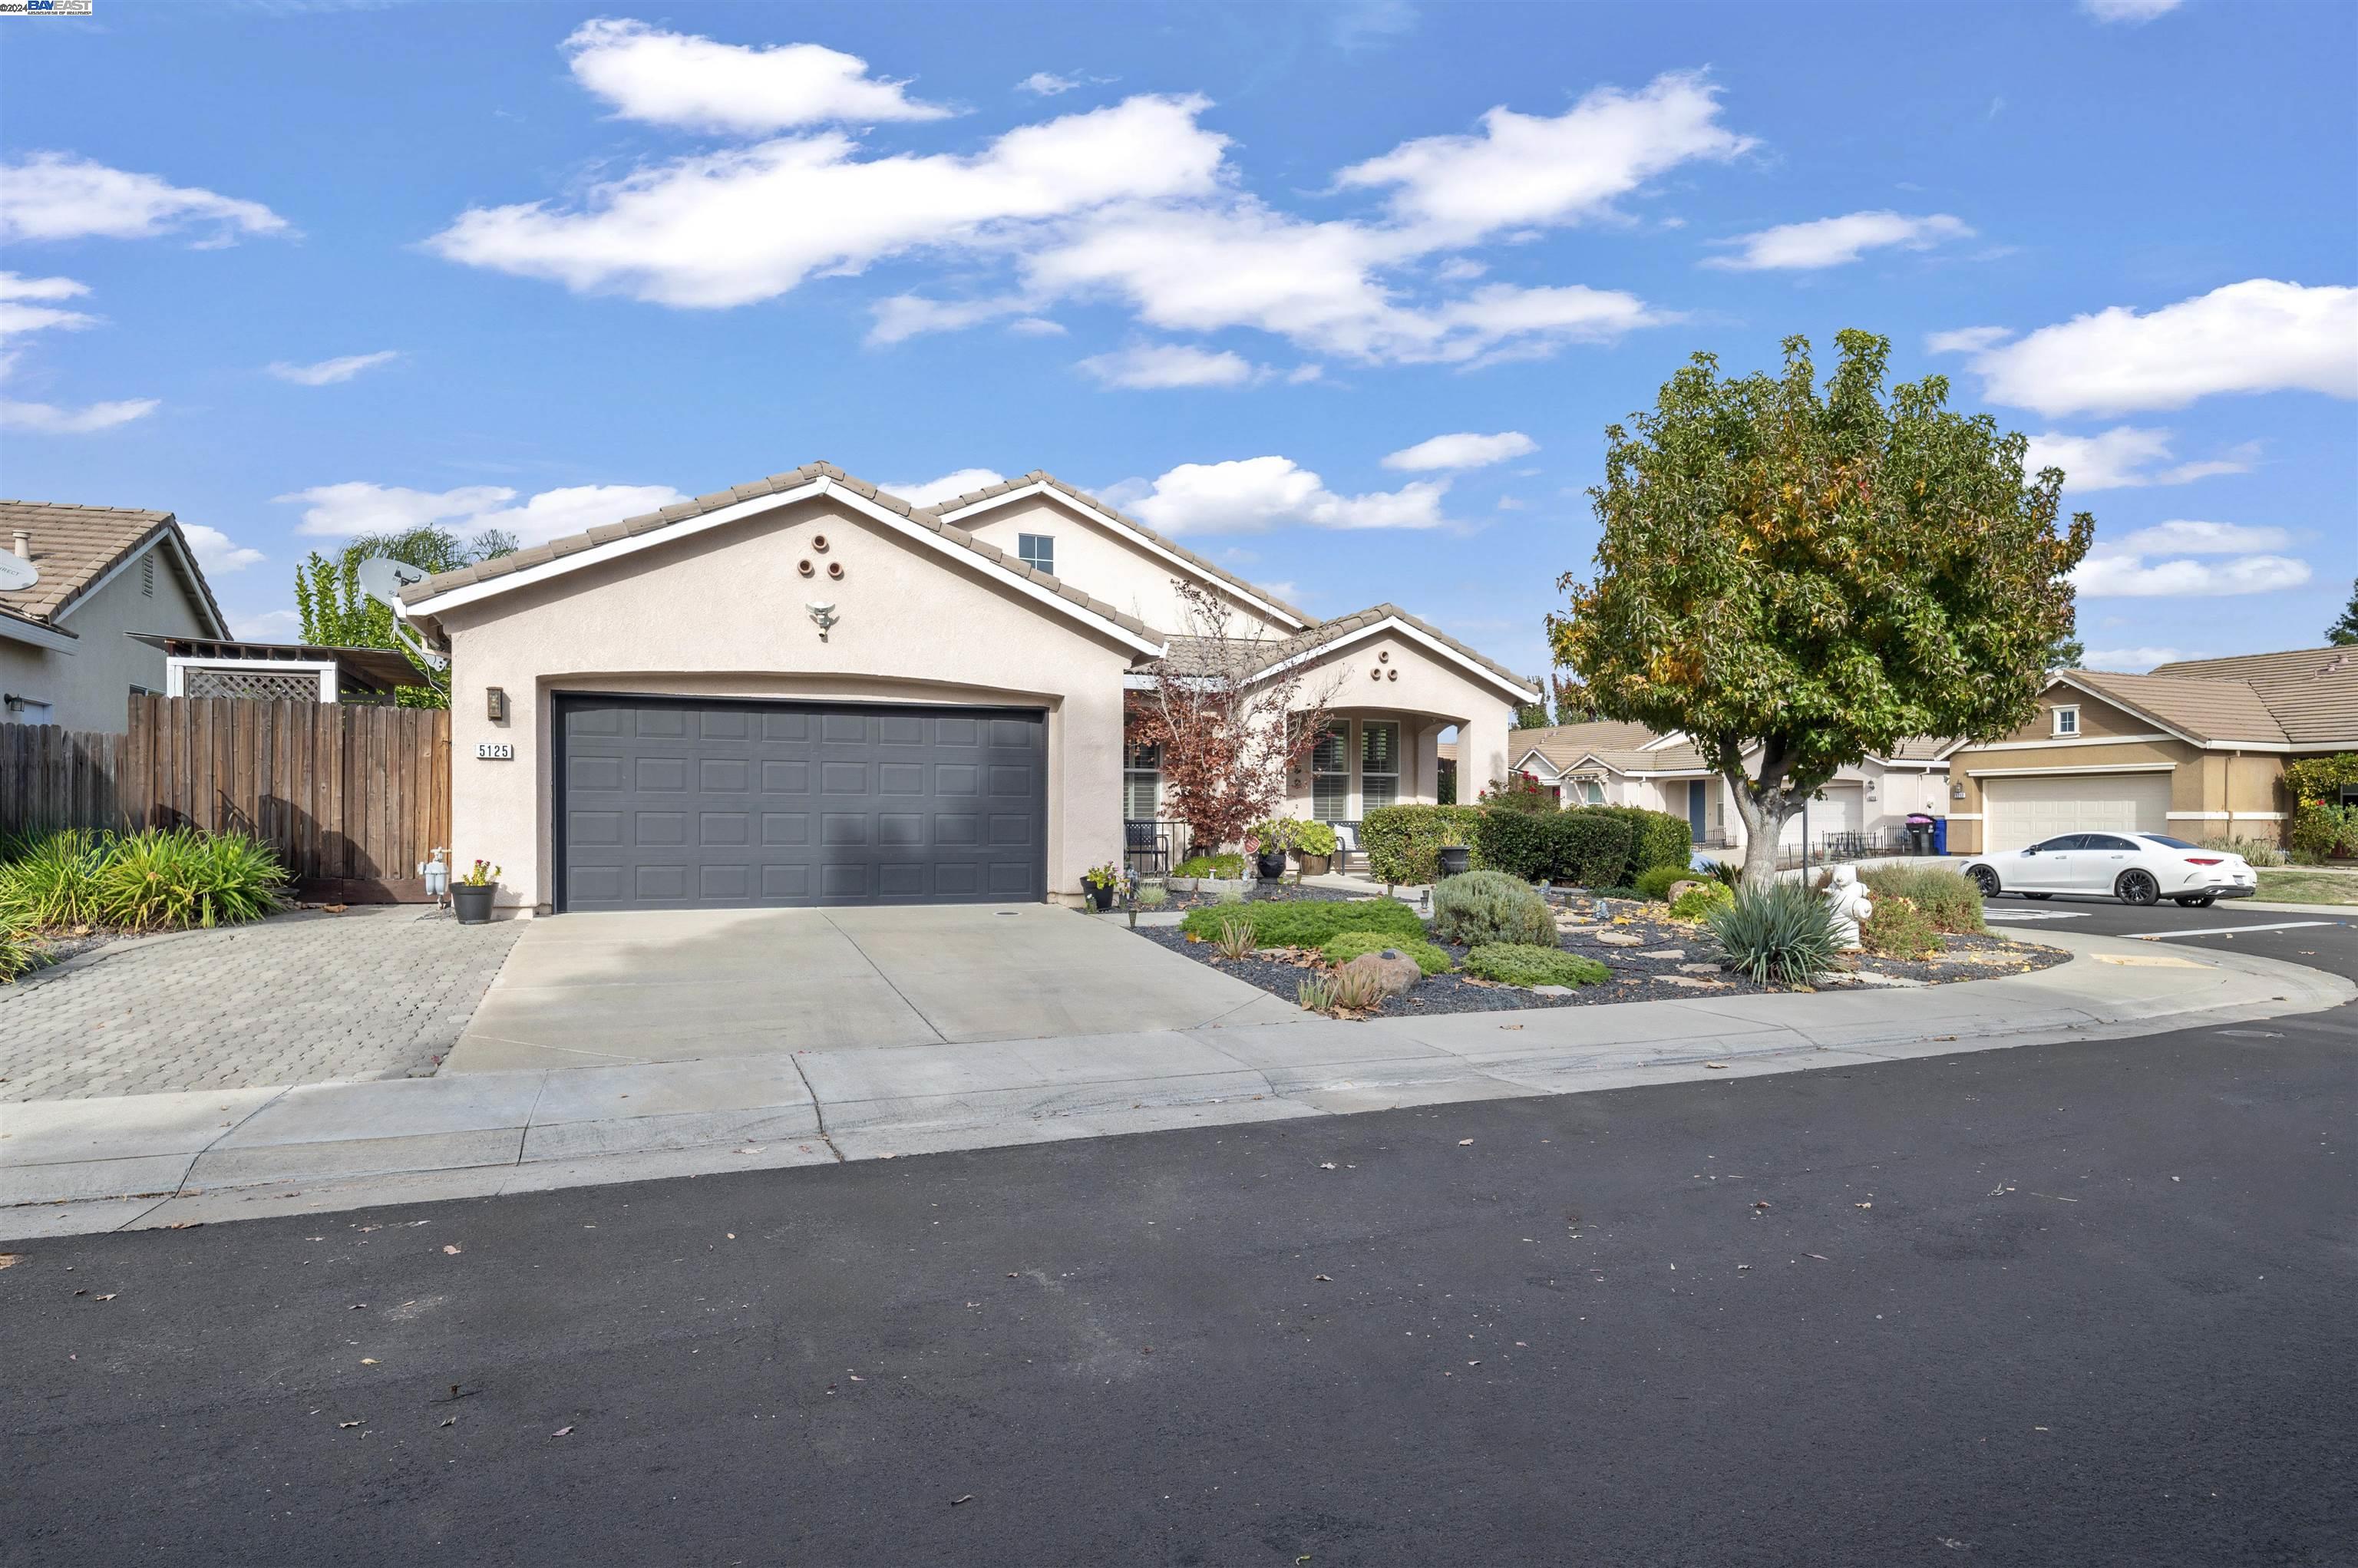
[2053,704,2079,737]
[1018,533,1055,576]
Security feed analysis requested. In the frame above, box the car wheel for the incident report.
[2023,893,2053,900]
[2175,895,2215,908]
[2118,869,2161,906]
[1967,865,2001,898]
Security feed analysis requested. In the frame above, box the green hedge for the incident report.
[1594,806,1694,883]
[1470,807,1647,887]
[1555,812,1634,886]
[1471,809,1551,880]
[1180,897,1425,948]
[1362,804,1484,884]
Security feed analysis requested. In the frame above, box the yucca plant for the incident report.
[0,828,114,930]
[89,828,289,932]
[1328,962,1390,1012]
[1296,974,1336,1012]
[1213,913,1257,962]
[1704,880,1842,988]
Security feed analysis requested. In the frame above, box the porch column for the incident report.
[1457,709,1509,801]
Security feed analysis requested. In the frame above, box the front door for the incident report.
[1686,780,1706,843]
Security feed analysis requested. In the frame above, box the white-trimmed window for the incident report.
[1123,741,1161,820]
[1311,722,1350,819]
[1578,779,1605,805]
[1018,533,1055,576]
[2053,705,2079,737]
[1361,721,1400,812]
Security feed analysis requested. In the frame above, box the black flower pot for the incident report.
[1257,850,1290,880]
[1088,882,1115,911]
[1436,847,1471,879]
[453,883,495,925]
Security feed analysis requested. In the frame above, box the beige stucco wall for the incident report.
[1943,736,2201,853]
[956,495,1294,639]
[0,543,210,731]
[430,494,1138,913]
[1262,626,1519,820]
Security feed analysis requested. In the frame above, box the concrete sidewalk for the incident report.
[4,927,2347,1239]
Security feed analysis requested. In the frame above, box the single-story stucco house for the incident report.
[397,464,1537,915]
[1509,720,1957,853]
[1943,649,2358,853]
[1,500,228,731]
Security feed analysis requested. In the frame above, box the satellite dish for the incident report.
[356,556,429,607]
[0,554,38,593]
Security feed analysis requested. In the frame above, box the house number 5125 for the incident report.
[477,742,515,760]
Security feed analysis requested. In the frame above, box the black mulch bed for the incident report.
[1134,889,2069,1017]
[1142,881,1372,914]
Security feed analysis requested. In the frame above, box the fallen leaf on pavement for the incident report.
[361,1358,378,1365]
[442,1245,462,1255]
[952,1495,974,1507]
[1318,1162,1336,1170]
[1313,1275,1333,1282]
[1854,1203,1872,1210]
[339,1421,361,1429]
[440,1418,457,1428]
[1458,1139,1475,1147]
[552,1425,573,1438]
[1703,1061,1729,1070]
[92,1293,117,1302]
[0,1255,21,1269]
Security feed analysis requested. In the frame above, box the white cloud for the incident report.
[180,523,264,573]
[2022,427,2255,490]
[1334,71,1754,243]
[880,468,1006,507]
[2082,646,2198,672]
[0,152,288,244]
[563,20,950,134]
[232,608,302,643]
[267,350,402,387]
[0,271,97,337]
[1006,315,1066,337]
[1382,430,1537,470]
[1122,455,1451,536]
[1705,210,1972,271]
[431,93,1225,309]
[1016,72,1082,97]
[2075,520,2310,598]
[1077,343,1259,388]
[1964,279,2358,417]
[0,397,157,433]
[276,480,689,545]
[1496,496,1529,510]
[1925,325,2012,355]
[2082,0,2182,21]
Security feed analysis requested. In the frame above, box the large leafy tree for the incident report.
[1550,330,2093,890]
[2328,578,2358,646]
[292,526,514,708]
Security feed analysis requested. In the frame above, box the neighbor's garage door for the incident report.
[1983,771,2171,852]
[557,696,1045,911]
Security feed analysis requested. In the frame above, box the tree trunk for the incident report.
[1724,770,1802,893]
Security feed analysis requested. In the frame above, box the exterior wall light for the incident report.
[486,686,508,723]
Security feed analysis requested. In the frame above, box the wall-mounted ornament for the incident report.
[807,602,839,642]
[798,560,814,577]
[1386,668,1398,681]
[1378,650,1390,663]
[1369,668,1382,681]
[810,534,830,553]
[827,561,844,579]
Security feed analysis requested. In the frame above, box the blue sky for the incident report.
[2,0,2352,680]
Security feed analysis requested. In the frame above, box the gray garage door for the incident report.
[557,696,1046,912]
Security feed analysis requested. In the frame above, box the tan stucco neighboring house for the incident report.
[1943,649,2358,853]
[0,500,228,731]
[396,463,1536,915]
[1509,720,1957,851]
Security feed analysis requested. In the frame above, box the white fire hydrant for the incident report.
[1824,865,1873,952]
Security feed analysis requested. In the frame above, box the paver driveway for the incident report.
[1,907,523,1102]
[441,903,1296,1073]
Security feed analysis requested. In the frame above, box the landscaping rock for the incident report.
[1593,931,1646,947]
[1678,962,1722,975]
[1666,880,1706,903]
[1339,950,1421,999]
[1554,922,1603,936]
[1531,984,1576,997]
[1637,948,1686,959]
[1652,974,1729,989]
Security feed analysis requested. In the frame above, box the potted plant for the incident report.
[1246,819,1296,881]
[452,858,500,924]
[1081,862,1122,911]
[1436,840,1472,879]
[1291,818,1339,876]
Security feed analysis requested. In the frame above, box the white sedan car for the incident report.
[1963,832,2258,908]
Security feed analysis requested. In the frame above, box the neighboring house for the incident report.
[396,463,1536,914]
[0,500,228,731]
[1509,720,1956,851]
[1944,649,2358,853]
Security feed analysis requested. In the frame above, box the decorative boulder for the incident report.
[1666,880,1705,903]
[1340,950,1421,999]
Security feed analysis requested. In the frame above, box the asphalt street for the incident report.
[4,897,2352,1567]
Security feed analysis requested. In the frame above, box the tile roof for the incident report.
[1516,720,1954,773]
[2146,646,2358,748]
[2059,668,2292,745]
[1148,605,1538,696]
[923,470,1316,627]
[401,462,1158,645]
[0,499,226,635]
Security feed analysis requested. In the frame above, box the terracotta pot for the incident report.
[453,883,495,925]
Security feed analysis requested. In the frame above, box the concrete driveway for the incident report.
[441,903,1297,1073]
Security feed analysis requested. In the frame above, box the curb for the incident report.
[3,928,2348,1239]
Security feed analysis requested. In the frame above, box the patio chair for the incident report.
[1124,819,1169,876]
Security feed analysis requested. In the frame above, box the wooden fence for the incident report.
[0,697,451,903]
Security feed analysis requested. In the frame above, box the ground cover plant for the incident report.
[1669,883,1734,922]
[1861,893,1944,959]
[1430,869,1555,946]
[1179,896,1425,948]
[1633,863,1687,902]
[1858,864,1985,933]
[1462,944,1610,988]
[1321,930,1451,975]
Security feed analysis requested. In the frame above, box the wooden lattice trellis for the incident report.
[182,667,324,702]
